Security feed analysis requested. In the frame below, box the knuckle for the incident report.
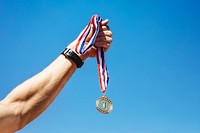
[108,31,112,37]
[109,37,112,43]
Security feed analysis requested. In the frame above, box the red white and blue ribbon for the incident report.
[96,47,109,93]
[75,14,109,93]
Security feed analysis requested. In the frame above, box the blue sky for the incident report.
[0,0,200,133]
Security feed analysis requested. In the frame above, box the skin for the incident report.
[0,19,112,133]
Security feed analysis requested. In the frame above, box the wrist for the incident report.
[62,40,90,68]
[61,47,84,68]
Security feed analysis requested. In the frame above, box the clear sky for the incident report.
[0,0,200,133]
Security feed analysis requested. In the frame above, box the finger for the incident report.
[98,31,112,37]
[99,25,110,31]
[96,36,112,44]
[95,42,110,49]
[101,19,109,26]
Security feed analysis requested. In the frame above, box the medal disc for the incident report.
[96,95,113,114]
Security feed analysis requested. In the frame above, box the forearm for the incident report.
[0,18,112,132]
[1,54,77,130]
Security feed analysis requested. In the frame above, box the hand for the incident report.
[68,19,112,60]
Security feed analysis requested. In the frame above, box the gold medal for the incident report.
[96,94,113,114]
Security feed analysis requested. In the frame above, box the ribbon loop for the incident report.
[75,14,109,93]
[75,15,102,54]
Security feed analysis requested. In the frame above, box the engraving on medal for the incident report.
[102,101,107,109]
[96,95,113,114]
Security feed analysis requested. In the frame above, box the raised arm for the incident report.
[0,19,112,133]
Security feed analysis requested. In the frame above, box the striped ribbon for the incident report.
[75,14,109,93]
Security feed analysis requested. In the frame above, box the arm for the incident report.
[0,54,77,132]
[0,19,112,133]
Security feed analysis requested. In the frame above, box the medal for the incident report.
[96,47,113,114]
[96,94,113,114]
[75,14,113,114]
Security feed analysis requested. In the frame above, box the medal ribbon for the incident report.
[75,14,109,93]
